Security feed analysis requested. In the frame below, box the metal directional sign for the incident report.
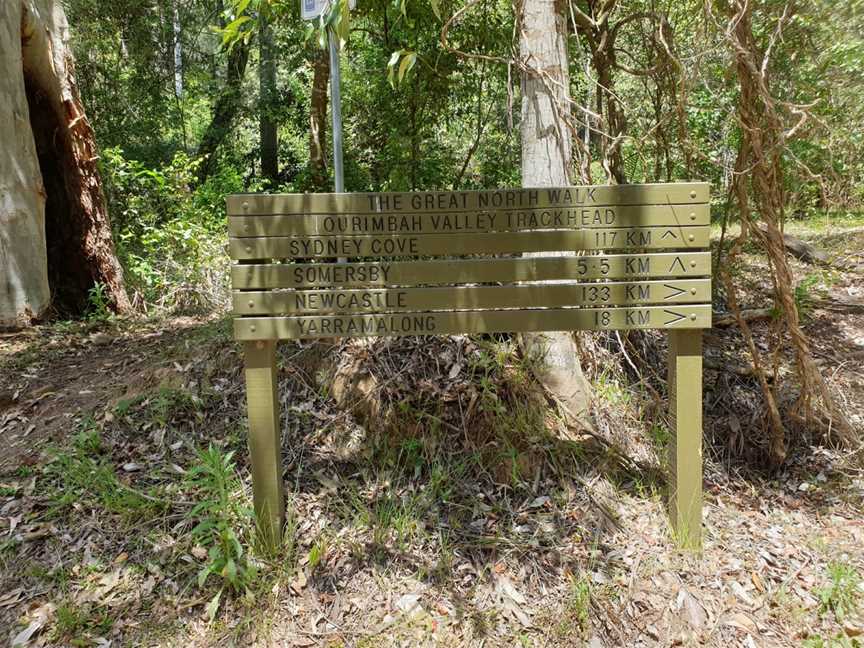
[228,183,710,215]
[233,279,711,315]
[229,182,712,552]
[234,305,712,340]
[229,226,709,259]
[232,253,711,289]
[229,205,710,237]
[229,183,712,332]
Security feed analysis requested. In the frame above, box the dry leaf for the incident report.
[679,589,707,630]
[751,571,765,593]
[0,588,24,609]
[495,574,531,627]
[396,593,424,619]
[525,495,551,509]
[314,472,340,493]
[11,602,53,647]
[290,569,308,594]
[11,620,43,648]
[724,612,758,634]
[844,620,864,637]
[730,581,755,606]
[7,514,21,535]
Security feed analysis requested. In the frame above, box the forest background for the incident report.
[72,0,863,311]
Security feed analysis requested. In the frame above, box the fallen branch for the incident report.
[704,357,759,377]
[813,299,864,314]
[713,308,773,328]
[713,301,863,328]
[757,224,830,265]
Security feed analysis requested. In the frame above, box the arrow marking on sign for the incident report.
[663,284,688,300]
[668,256,686,273]
[663,309,688,326]
[661,229,678,240]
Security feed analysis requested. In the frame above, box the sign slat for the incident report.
[229,226,709,259]
[233,280,712,315]
[231,252,712,289]
[234,305,712,340]
[229,203,710,237]
[227,183,710,216]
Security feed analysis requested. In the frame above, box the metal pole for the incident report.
[328,29,344,193]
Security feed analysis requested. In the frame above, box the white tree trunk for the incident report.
[520,0,593,424]
[0,1,49,326]
[173,1,183,99]
[0,0,128,327]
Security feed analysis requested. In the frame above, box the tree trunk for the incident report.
[1,0,130,327]
[592,46,627,184]
[196,39,250,184]
[172,0,188,152]
[575,0,627,184]
[309,47,330,191]
[519,0,593,425]
[259,12,278,184]
[173,1,183,100]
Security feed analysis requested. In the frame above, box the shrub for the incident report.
[101,148,241,314]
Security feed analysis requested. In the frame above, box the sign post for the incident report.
[328,31,344,193]
[302,0,352,193]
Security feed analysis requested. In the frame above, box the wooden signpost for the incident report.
[229,182,710,549]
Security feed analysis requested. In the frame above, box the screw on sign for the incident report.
[229,183,710,551]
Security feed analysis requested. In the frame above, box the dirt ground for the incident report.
[1,221,863,647]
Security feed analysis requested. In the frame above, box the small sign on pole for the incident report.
[301,0,356,22]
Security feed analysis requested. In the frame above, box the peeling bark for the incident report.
[1,0,129,326]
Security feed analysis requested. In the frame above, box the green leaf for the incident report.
[235,0,252,15]
[430,0,441,20]
[387,50,403,89]
[398,52,417,82]
[206,590,222,622]
[222,558,238,585]
[303,23,315,44]
[337,0,350,48]
[225,15,252,32]
[197,564,213,588]
[191,519,216,535]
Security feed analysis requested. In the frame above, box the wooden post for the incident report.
[667,330,703,549]
[243,340,284,548]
